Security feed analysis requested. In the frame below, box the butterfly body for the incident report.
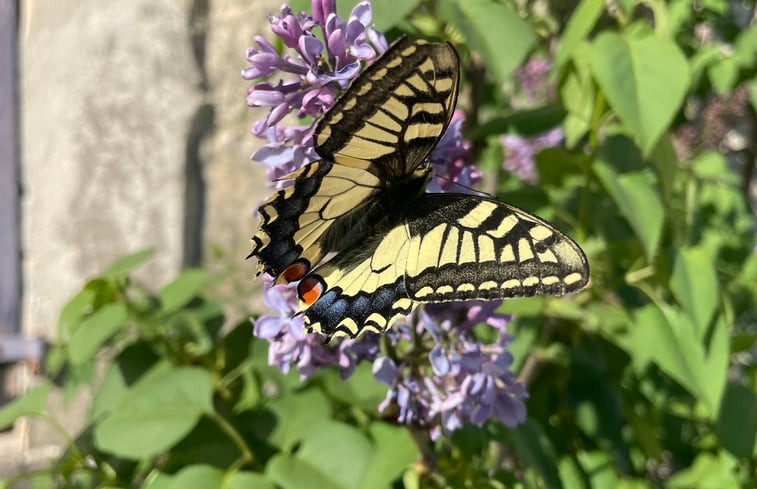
[251,38,589,340]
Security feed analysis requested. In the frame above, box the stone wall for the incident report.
[20,0,277,339]
[3,0,281,477]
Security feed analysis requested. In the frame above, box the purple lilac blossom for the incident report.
[428,110,481,193]
[501,56,563,184]
[501,127,564,185]
[243,0,387,180]
[374,306,527,436]
[511,57,555,109]
[254,276,379,379]
[247,0,528,434]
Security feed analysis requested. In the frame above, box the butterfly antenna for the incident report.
[433,175,491,197]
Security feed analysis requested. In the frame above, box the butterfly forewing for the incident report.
[314,38,459,177]
[250,160,382,282]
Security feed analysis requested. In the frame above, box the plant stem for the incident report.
[209,412,257,469]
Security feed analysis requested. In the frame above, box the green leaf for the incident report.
[560,42,595,147]
[591,32,689,155]
[715,383,757,459]
[625,305,660,373]
[93,343,161,419]
[0,384,51,429]
[670,247,720,338]
[322,362,387,411]
[577,451,618,488]
[103,249,154,278]
[233,366,260,414]
[558,456,586,489]
[58,287,96,338]
[648,132,678,188]
[266,454,343,489]
[440,0,536,86]
[593,162,663,261]
[556,0,605,66]
[358,423,417,489]
[370,0,420,31]
[716,383,757,459]
[228,472,276,489]
[159,269,210,314]
[166,465,224,489]
[508,420,561,489]
[144,475,175,489]
[668,452,740,488]
[402,470,420,489]
[257,389,331,450]
[68,303,128,365]
[707,56,739,94]
[297,421,372,489]
[94,366,213,459]
[634,304,727,417]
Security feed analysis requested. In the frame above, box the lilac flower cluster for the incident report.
[253,277,378,379]
[501,127,563,185]
[499,56,564,184]
[373,304,526,434]
[428,110,481,193]
[247,0,528,434]
[243,0,387,181]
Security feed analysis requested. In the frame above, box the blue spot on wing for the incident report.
[304,278,413,338]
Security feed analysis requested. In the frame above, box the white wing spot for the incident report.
[564,273,584,285]
[537,250,558,263]
[518,239,535,262]
[479,281,497,291]
[523,276,539,287]
[488,214,518,238]
[529,225,553,241]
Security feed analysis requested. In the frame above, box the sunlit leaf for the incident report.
[0,384,51,430]
[594,162,663,261]
[159,269,210,314]
[103,249,154,278]
[68,303,128,365]
[440,0,536,86]
[670,247,719,338]
[591,32,689,155]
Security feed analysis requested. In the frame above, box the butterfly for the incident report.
[250,37,589,340]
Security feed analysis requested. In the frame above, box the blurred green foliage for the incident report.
[3,0,757,488]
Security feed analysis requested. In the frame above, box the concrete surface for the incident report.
[3,0,280,480]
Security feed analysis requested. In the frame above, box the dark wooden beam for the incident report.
[0,0,20,337]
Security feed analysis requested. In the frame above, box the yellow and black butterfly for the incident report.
[250,38,589,340]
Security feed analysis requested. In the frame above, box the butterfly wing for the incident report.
[314,37,459,177]
[251,38,460,283]
[250,160,382,282]
[298,193,590,339]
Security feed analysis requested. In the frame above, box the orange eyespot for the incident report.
[298,276,324,305]
[280,260,309,283]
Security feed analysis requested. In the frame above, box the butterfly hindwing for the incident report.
[402,194,589,301]
[297,193,589,339]
[315,37,459,177]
